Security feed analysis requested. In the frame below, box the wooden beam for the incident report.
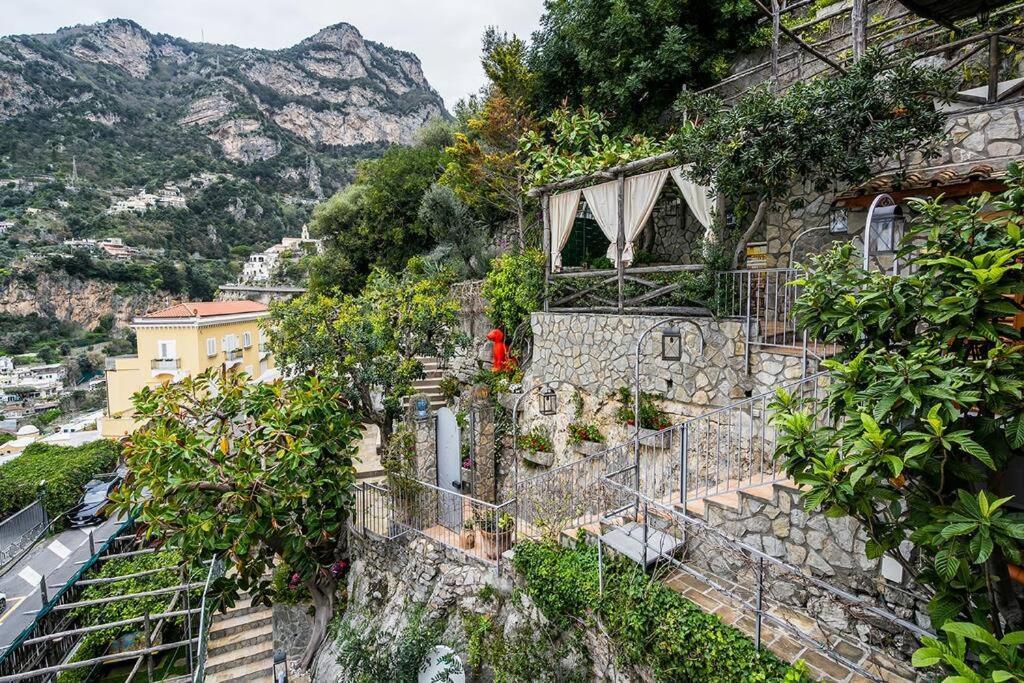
[51,582,205,611]
[20,609,199,646]
[749,0,846,74]
[837,179,1008,209]
[527,152,678,197]
[0,639,198,682]
[851,0,867,60]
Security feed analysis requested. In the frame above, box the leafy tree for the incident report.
[481,249,545,335]
[674,50,952,266]
[308,121,452,293]
[268,266,466,444]
[771,165,1024,678]
[527,0,763,131]
[113,369,361,669]
[417,184,493,278]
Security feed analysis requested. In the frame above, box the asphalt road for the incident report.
[0,516,123,653]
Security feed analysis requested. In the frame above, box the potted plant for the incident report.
[519,427,555,467]
[567,421,606,456]
[615,387,673,448]
[460,518,475,549]
[440,375,460,404]
[476,509,514,559]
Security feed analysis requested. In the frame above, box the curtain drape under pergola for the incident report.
[549,165,717,271]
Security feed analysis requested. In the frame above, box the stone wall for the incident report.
[273,603,314,661]
[517,312,811,474]
[313,532,634,682]
[644,191,706,265]
[762,101,1024,268]
[679,481,927,680]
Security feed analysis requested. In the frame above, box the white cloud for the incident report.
[0,0,545,109]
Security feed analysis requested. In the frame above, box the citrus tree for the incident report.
[269,264,466,445]
[112,369,361,669]
[772,164,1024,678]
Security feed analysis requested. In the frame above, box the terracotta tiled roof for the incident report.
[836,163,1007,204]
[143,301,269,319]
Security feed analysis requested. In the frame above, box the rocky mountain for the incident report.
[0,19,447,257]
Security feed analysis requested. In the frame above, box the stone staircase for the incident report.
[204,596,275,682]
[411,357,447,410]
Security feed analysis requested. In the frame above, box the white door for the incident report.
[435,407,462,531]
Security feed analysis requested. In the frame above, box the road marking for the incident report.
[0,597,26,626]
[48,540,71,560]
[17,566,41,588]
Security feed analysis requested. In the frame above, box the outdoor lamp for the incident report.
[828,205,849,234]
[274,649,288,683]
[869,203,904,253]
[661,327,682,361]
[539,386,557,415]
[413,396,430,421]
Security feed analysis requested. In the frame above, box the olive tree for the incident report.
[112,369,361,669]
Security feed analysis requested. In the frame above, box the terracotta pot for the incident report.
[477,528,513,559]
[460,529,476,549]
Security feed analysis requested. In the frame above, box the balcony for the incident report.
[224,349,243,368]
[259,342,271,359]
[150,358,181,371]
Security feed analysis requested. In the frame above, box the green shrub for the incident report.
[0,439,121,519]
[482,249,544,334]
[513,540,806,682]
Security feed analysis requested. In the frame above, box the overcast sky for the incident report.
[0,0,546,109]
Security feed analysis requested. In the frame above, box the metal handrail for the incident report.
[192,556,225,683]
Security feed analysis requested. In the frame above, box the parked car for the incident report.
[68,475,122,528]
[0,592,7,614]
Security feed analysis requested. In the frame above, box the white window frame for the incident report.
[206,338,217,357]
[243,331,252,348]
[157,340,176,360]
[224,334,238,352]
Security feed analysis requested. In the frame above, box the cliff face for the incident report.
[0,271,176,330]
[0,19,446,161]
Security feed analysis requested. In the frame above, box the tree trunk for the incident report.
[731,199,770,269]
[300,579,337,670]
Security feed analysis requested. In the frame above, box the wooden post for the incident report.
[542,193,551,313]
[771,0,781,88]
[852,0,867,60]
[616,175,626,313]
[39,574,48,606]
[989,34,1000,103]
[143,611,154,683]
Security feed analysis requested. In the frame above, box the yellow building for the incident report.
[101,301,276,437]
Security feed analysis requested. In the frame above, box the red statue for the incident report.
[487,328,517,372]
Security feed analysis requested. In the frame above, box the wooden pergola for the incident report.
[530,152,713,316]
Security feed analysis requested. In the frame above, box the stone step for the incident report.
[210,611,272,639]
[205,640,275,675]
[210,622,273,652]
[600,522,685,568]
[206,660,275,683]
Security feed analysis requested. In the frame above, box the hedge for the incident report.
[0,439,121,520]
[513,539,808,682]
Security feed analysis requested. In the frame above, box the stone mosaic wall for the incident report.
[313,532,632,682]
[273,603,313,661]
[762,102,1024,268]
[644,191,706,265]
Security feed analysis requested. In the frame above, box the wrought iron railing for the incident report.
[716,268,838,360]
[351,479,515,566]
[223,349,243,362]
[0,499,48,569]
[192,556,225,683]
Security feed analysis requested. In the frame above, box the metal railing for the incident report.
[352,479,515,566]
[679,372,828,503]
[223,349,243,362]
[192,556,225,683]
[514,442,634,543]
[0,516,137,677]
[149,358,181,371]
[0,499,47,568]
[716,268,838,360]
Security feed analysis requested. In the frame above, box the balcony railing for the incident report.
[223,349,243,362]
[150,358,181,371]
[258,343,270,354]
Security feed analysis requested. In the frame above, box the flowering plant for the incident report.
[518,427,553,453]
[567,422,605,445]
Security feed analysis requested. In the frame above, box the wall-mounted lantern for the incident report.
[274,650,288,683]
[539,386,558,415]
[413,397,430,421]
[661,327,682,361]
[828,205,849,234]
[864,194,905,273]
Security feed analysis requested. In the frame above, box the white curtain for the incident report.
[623,169,670,265]
[548,189,582,271]
[581,180,620,264]
[670,165,717,239]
